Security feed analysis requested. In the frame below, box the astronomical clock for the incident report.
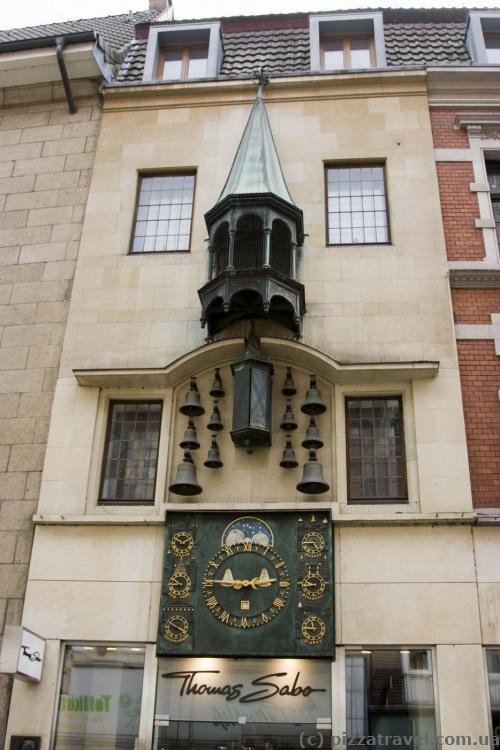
[157,511,334,658]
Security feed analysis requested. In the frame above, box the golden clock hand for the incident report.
[169,622,185,633]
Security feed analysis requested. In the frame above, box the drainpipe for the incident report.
[55,36,77,114]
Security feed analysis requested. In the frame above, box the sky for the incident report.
[1,0,500,30]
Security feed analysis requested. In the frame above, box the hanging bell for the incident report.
[179,420,200,451]
[280,436,298,469]
[296,450,330,494]
[301,375,326,415]
[179,378,204,417]
[301,418,324,450]
[207,400,223,431]
[169,451,202,496]
[209,367,225,398]
[282,367,296,397]
[204,435,223,469]
[280,400,298,431]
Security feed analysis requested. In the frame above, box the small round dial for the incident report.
[301,531,325,557]
[167,571,191,599]
[171,531,193,557]
[164,615,189,643]
[300,570,326,600]
[301,615,326,645]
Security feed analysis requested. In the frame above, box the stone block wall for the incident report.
[0,80,101,743]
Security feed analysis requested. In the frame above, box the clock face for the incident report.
[202,541,291,628]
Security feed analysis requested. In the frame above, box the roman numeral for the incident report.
[273,597,285,609]
[239,617,249,629]
[220,610,230,623]
[243,540,252,552]
[279,581,290,588]
[207,561,218,570]
[261,612,269,623]
[206,596,218,610]
[223,546,234,557]
[275,561,285,569]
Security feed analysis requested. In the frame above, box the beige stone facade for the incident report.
[0,79,102,742]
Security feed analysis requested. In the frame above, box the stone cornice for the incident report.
[449,268,500,288]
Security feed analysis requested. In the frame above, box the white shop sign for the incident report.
[0,626,45,682]
[156,658,331,725]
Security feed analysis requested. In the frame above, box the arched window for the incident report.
[270,219,291,276]
[234,214,263,270]
[211,222,229,275]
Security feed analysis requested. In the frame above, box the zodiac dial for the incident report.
[300,568,327,600]
[301,531,325,557]
[301,615,326,645]
[202,541,291,629]
[171,531,193,557]
[164,615,189,643]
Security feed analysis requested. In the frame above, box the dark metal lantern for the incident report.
[231,332,273,448]
[296,450,329,494]
[282,367,296,397]
[280,400,298,432]
[179,378,204,417]
[301,375,326,415]
[209,367,225,398]
[169,451,203,496]
[207,401,223,431]
[204,435,223,469]
[280,436,298,469]
[301,418,323,450]
[179,420,200,451]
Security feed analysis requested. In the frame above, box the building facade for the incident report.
[1,6,500,748]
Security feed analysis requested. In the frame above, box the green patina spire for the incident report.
[218,81,295,205]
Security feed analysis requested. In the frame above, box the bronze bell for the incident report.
[282,367,296,397]
[296,450,330,494]
[207,400,223,431]
[209,367,225,398]
[179,378,204,417]
[280,436,298,469]
[302,418,324,450]
[179,420,200,451]
[169,451,202,496]
[301,375,326,415]
[280,400,298,431]
[204,435,223,469]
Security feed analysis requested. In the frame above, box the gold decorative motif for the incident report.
[171,531,194,557]
[301,615,326,644]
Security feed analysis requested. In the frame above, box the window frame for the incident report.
[320,32,375,71]
[310,12,386,72]
[466,12,500,64]
[98,399,163,506]
[345,394,408,505]
[142,22,222,82]
[157,42,209,81]
[129,170,197,255]
[324,161,391,247]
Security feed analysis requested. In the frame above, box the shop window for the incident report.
[326,164,390,245]
[310,13,386,72]
[346,649,437,742]
[99,401,162,504]
[131,173,195,253]
[346,396,407,503]
[159,44,208,80]
[486,161,500,246]
[142,22,222,82]
[53,645,145,750]
[487,649,500,738]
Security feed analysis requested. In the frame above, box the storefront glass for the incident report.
[154,657,332,750]
[53,645,145,750]
[346,649,437,749]
[487,649,500,741]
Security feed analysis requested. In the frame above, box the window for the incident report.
[487,162,500,246]
[346,396,407,503]
[487,650,500,738]
[467,12,500,64]
[346,649,437,742]
[131,174,195,253]
[310,13,386,72]
[326,164,389,245]
[322,35,374,70]
[53,645,145,750]
[159,44,208,80]
[99,401,162,504]
[485,33,500,63]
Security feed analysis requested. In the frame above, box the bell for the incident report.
[179,420,200,451]
[280,400,298,431]
[296,450,330,494]
[209,368,225,398]
[179,378,204,417]
[301,375,326,415]
[207,400,223,431]
[282,367,296,397]
[204,435,223,469]
[169,451,202,496]
[301,418,324,450]
[280,436,298,469]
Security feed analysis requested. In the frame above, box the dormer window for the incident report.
[485,33,500,63]
[467,12,500,64]
[310,13,386,72]
[143,22,222,82]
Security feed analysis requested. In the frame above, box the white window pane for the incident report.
[187,47,208,78]
[170,204,181,219]
[159,205,171,220]
[157,221,168,235]
[150,191,162,205]
[145,221,157,236]
[178,235,190,250]
[147,205,159,221]
[166,236,177,250]
[375,212,387,227]
[374,195,386,211]
[341,228,353,243]
[172,189,183,204]
[137,206,148,220]
[364,212,375,227]
[340,213,351,228]
[180,220,191,234]
[376,227,388,242]
[339,196,350,212]
[184,175,195,188]
[132,236,144,252]
[329,197,340,212]
[138,191,150,206]
[181,204,192,219]
[328,213,339,229]
[352,212,363,228]
[135,222,146,237]
[352,228,364,243]
[144,236,156,251]
[351,196,362,211]
[155,236,167,251]
[362,195,374,211]
[163,48,183,79]
[323,39,344,70]
[351,38,372,68]
[329,228,341,243]
[169,220,180,235]
[486,35,500,63]
[364,227,376,242]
